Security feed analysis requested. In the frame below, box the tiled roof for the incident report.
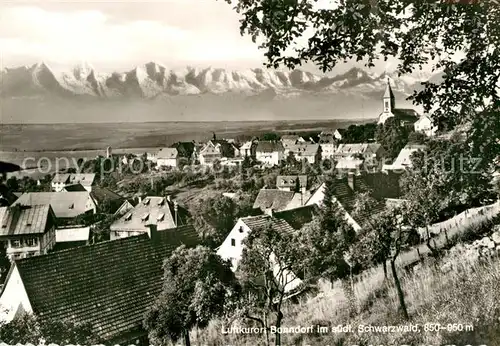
[62,183,87,192]
[287,143,320,157]
[336,143,382,156]
[256,141,285,153]
[110,196,187,232]
[157,147,178,159]
[90,186,125,204]
[280,135,299,141]
[242,215,295,235]
[274,204,320,230]
[253,189,295,212]
[13,192,94,219]
[0,205,53,236]
[336,158,364,170]
[52,174,96,187]
[276,175,307,189]
[14,224,200,343]
[392,144,427,167]
[318,134,336,143]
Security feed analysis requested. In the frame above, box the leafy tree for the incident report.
[144,246,238,346]
[237,222,297,346]
[0,241,10,284]
[0,314,98,344]
[355,207,413,320]
[293,177,301,193]
[375,117,410,160]
[407,131,428,145]
[5,177,19,191]
[261,133,280,141]
[193,196,238,247]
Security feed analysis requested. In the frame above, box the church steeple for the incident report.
[383,78,395,113]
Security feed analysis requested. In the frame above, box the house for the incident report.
[280,134,301,149]
[52,226,90,252]
[156,148,180,169]
[216,215,302,293]
[333,128,346,140]
[377,79,420,126]
[335,158,364,173]
[146,152,157,163]
[306,173,386,231]
[12,192,97,222]
[0,185,18,207]
[90,186,126,214]
[253,189,309,213]
[335,143,385,160]
[414,115,437,137]
[276,175,308,193]
[286,143,321,164]
[51,173,96,192]
[113,199,136,217]
[273,204,320,230]
[318,133,338,159]
[199,141,223,166]
[109,196,188,241]
[0,224,200,344]
[382,144,427,172]
[0,205,57,261]
[255,141,285,166]
[240,140,257,157]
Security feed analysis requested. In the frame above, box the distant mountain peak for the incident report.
[0,61,438,101]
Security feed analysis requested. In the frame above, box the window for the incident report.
[231,238,236,247]
[239,226,244,233]
[124,213,132,221]
[12,240,21,248]
[143,199,150,205]
[141,213,149,222]
[157,213,165,221]
[385,101,389,110]
[25,238,38,247]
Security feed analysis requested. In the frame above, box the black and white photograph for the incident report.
[0,0,499,345]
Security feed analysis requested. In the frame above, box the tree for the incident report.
[262,133,280,141]
[223,0,500,171]
[0,314,98,344]
[237,222,298,346]
[0,241,10,284]
[144,246,238,346]
[375,117,410,160]
[355,207,413,320]
[5,177,19,191]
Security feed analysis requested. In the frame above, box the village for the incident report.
[0,80,498,346]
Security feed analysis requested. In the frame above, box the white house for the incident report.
[0,205,57,261]
[414,115,437,137]
[255,141,285,166]
[156,148,180,169]
[217,215,302,293]
[198,141,222,166]
[382,144,427,172]
[51,173,96,192]
[286,143,321,164]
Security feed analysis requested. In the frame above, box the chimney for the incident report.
[147,223,158,241]
[166,195,171,202]
[347,172,356,191]
[174,201,178,226]
[138,196,142,204]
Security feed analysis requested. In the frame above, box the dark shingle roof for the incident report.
[90,186,125,204]
[13,192,95,219]
[14,224,200,343]
[253,189,295,212]
[63,183,87,192]
[256,141,285,153]
[392,108,420,123]
[0,205,53,236]
[0,184,18,206]
[242,215,295,235]
[273,204,320,230]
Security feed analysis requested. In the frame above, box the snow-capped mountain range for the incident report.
[0,61,436,99]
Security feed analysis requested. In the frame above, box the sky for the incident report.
[0,0,400,75]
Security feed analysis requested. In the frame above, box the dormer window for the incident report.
[141,213,149,222]
[69,203,74,209]
[157,198,165,206]
[124,213,132,221]
[143,199,150,205]
[157,213,165,221]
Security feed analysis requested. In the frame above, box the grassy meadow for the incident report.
[188,255,500,346]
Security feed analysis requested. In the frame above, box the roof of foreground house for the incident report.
[273,204,320,230]
[253,189,295,212]
[11,224,199,343]
[0,205,54,237]
[241,215,295,235]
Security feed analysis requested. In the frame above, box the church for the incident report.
[377,79,420,126]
